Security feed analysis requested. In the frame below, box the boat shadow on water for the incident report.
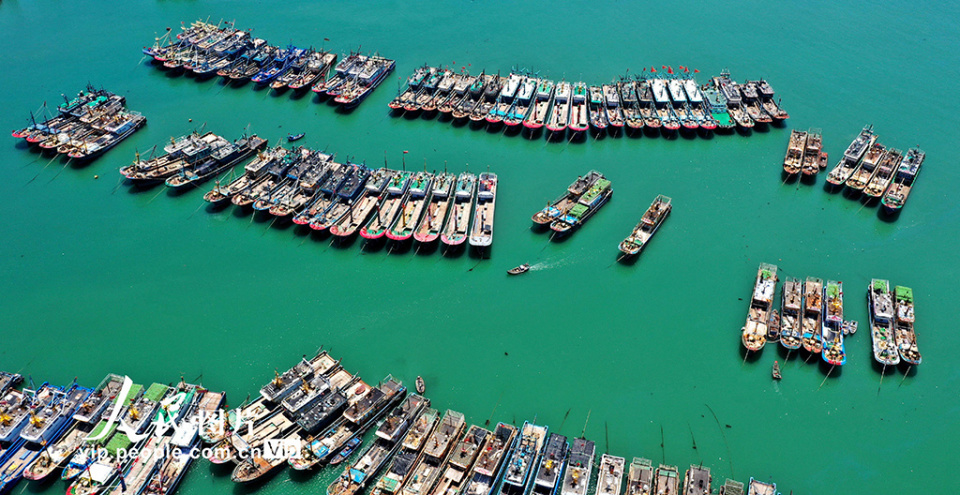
[817,359,843,378]
[738,346,763,364]
[469,245,491,260]
[841,187,863,201]
[413,240,439,256]
[877,208,901,223]
[775,345,802,362]
[735,127,753,138]
[870,358,900,376]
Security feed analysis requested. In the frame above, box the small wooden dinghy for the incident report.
[772,361,782,380]
[287,132,305,142]
[416,376,425,394]
[507,263,530,275]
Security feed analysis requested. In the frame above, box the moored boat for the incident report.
[782,129,806,176]
[821,280,846,366]
[413,172,456,243]
[881,146,924,212]
[826,125,877,187]
[549,176,612,237]
[779,278,803,350]
[746,478,776,495]
[497,422,547,495]
[868,279,899,367]
[800,128,822,177]
[468,172,497,248]
[864,147,903,198]
[440,172,476,247]
[360,171,413,240]
[595,454,625,495]
[845,141,886,192]
[683,465,711,495]
[568,82,589,134]
[387,172,435,242]
[625,457,653,495]
[532,171,601,227]
[800,276,824,356]
[894,286,921,365]
[400,410,466,495]
[523,79,554,130]
[560,438,594,495]
[742,263,777,352]
[531,433,568,495]
[461,423,518,495]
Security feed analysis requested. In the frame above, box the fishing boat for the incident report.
[407,68,442,112]
[390,66,430,111]
[261,350,338,403]
[800,129,823,177]
[550,177,612,237]
[308,163,372,230]
[368,408,440,495]
[497,422,547,495]
[400,410,466,495]
[821,280,846,366]
[120,131,218,184]
[203,145,284,204]
[625,458,653,495]
[531,433,568,495]
[740,81,771,125]
[560,438,594,495]
[291,378,366,453]
[595,454,625,495]
[440,172,477,247]
[63,111,147,162]
[461,423,518,495]
[387,172,434,242]
[251,45,295,85]
[668,78,697,131]
[0,374,21,398]
[315,52,363,94]
[360,171,413,240]
[683,465,711,495]
[654,465,679,495]
[868,279,900,367]
[602,83,625,130]
[267,153,335,216]
[470,74,505,123]
[468,172,497,248]
[772,361,782,380]
[486,73,522,126]
[767,309,781,344]
[427,425,489,495]
[233,147,298,208]
[864,148,903,198]
[168,134,268,189]
[231,429,303,483]
[504,76,537,127]
[894,286,921,365]
[801,277,824,355]
[568,82,589,135]
[439,73,475,116]
[826,125,877,187]
[683,78,715,131]
[587,86,609,132]
[141,389,212,495]
[636,78,663,130]
[289,51,337,91]
[741,263,777,352]
[270,47,313,90]
[532,171,601,227]
[746,478,776,495]
[413,172,456,243]
[336,55,397,109]
[651,79,679,132]
[618,195,671,257]
[422,70,457,114]
[523,79,554,131]
[782,130,806,176]
[882,146,924,212]
[324,166,390,235]
[779,278,803,350]
[451,73,485,120]
[620,80,644,132]
[845,141,886,192]
[507,264,530,275]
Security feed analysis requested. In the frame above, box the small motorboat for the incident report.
[772,361,782,380]
[287,132,305,142]
[507,263,530,275]
[416,376,425,394]
[329,438,361,466]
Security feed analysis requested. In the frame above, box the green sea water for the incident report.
[2,0,959,493]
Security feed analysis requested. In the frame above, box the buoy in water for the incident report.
[93,175,99,179]
[188,118,193,122]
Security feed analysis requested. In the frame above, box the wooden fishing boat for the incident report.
[360,171,413,240]
[532,171,601,227]
[894,286,921,365]
[507,264,530,276]
[864,147,903,198]
[778,278,803,350]
[867,279,900,366]
[523,79,554,130]
[618,195,671,257]
[329,168,394,237]
[653,465,679,495]
[826,125,877,186]
[882,146,924,212]
[800,277,824,354]
[413,172,456,243]
[683,465,711,495]
[845,141,886,191]
[800,128,822,176]
[821,280,846,366]
[387,172,434,242]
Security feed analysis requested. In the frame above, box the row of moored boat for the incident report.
[389,66,787,139]
[143,20,394,109]
[0,346,786,495]
[11,87,146,161]
[741,263,921,368]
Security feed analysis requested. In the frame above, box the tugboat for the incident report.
[826,125,877,187]
[618,195,671,257]
[894,286,921,365]
[801,277,824,355]
[868,279,900,367]
[560,438,594,495]
[821,280,847,366]
[741,263,778,352]
[882,147,924,212]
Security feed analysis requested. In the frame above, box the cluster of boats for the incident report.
[822,125,926,213]
[11,87,146,162]
[143,20,394,109]
[388,66,787,139]
[740,263,921,369]
[119,130,267,188]
[0,372,223,495]
[145,141,501,249]
[781,128,827,179]
[531,171,612,237]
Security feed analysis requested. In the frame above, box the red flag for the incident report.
[651,67,656,73]
[403,150,409,154]
[667,66,673,74]
[694,69,700,73]
[661,65,666,69]
[679,65,686,70]
[684,67,689,73]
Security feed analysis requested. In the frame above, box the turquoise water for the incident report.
[2,0,958,493]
